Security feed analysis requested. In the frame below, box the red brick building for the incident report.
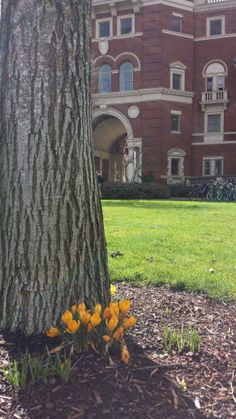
[92,0,236,183]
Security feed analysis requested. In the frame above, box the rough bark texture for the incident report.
[0,0,110,335]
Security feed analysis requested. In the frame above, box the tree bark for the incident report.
[0,0,110,335]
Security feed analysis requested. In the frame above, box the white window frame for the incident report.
[170,70,185,90]
[171,110,181,133]
[206,16,225,37]
[96,17,113,39]
[202,157,224,177]
[117,14,135,36]
[172,13,183,33]
[204,110,224,143]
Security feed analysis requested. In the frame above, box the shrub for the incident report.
[102,182,171,200]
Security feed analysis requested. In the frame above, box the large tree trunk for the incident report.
[0,0,110,335]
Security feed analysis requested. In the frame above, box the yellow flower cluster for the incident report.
[46,298,137,364]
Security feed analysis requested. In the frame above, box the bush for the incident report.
[168,184,193,198]
[102,183,171,200]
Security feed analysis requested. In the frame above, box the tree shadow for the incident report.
[0,333,208,419]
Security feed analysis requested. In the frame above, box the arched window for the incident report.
[120,62,133,91]
[204,62,227,93]
[99,64,112,93]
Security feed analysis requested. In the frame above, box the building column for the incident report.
[126,138,142,183]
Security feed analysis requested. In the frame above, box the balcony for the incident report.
[200,90,228,110]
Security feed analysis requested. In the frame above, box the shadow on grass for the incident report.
[0,333,206,419]
[102,199,224,211]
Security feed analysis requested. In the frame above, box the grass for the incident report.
[102,200,236,300]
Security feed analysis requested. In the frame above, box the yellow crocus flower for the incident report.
[80,311,91,326]
[107,315,118,332]
[121,346,130,364]
[110,284,116,296]
[67,319,80,334]
[46,327,60,337]
[71,305,77,314]
[102,335,111,343]
[61,310,73,325]
[103,307,111,319]
[109,302,119,317]
[119,300,131,316]
[78,302,86,312]
[123,316,137,329]
[113,326,124,342]
[90,313,101,327]
[94,303,102,315]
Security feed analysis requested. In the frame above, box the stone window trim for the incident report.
[117,14,135,36]
[167,148,186,179]
[202,157,224,177]
[206,15,225,37]
[172,13,183,33]
[169,62,186,91]
[203,61,227,92]
[96,17,113,39]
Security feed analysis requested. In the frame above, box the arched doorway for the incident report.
[93,109,142,183]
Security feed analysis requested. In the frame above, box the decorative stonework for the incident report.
[99,38,109,55]
[128,106,140,118]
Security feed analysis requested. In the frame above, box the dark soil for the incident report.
[0,284,235,418]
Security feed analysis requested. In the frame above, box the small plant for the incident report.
[162,324,202,354]
[3,355,29,388]
[176,376,187,391]
[28,353,51,384]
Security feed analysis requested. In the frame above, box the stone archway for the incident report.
[93,109,142,183]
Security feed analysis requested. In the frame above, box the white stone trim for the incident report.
[206,15,225,37]
[171,110,182,115]
[202,59,228,77]
[93,87,194,105]
[162,29,193,39]
[117,14,135,36]
[92,0,194,13]
[194,0,236,13]
[96,17,113,39]
[93,52,141,71]
[93,108,134,139]
[170,63,186,91]
[192,141,236,145]
[172,12,183,18]
[194,32,236,42]
[92,32,143,42]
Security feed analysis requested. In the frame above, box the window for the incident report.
[206,77,213,92]
[170,62,186,91]
[203,158,223,176]
[172,73,182,90]
[207,16,225,37]
[99,64,112,93]
[171,114,181,132]
[120,17,133,35]
[204,62,227,94]
[207,114,221,133]
[96,19,112,38]
[120,62,133,91]
[173,15,182,32]
[167,148,186,179]
[210,19,222,36]
[171,159,180,176]
[204,159,211,176]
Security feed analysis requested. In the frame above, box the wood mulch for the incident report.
[0,284,235,419]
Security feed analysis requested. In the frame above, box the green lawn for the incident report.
[102,200,236,300]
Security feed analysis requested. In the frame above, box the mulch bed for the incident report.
[0,284,235,418]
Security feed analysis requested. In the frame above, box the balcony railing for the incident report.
[201,90,228,103]
[207,0,227,3]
